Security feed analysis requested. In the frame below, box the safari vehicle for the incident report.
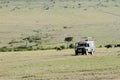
[75,40,95,55]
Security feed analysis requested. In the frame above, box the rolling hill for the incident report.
[0,0,120,47]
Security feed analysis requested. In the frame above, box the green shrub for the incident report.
[54,46,58,49]
[27,46,33,51]
[104,44,112,48]
[99,45,102,48]
[69,43,75,49]
[0,46,12,52]
[63,26,68,29]
[60,45,65,49]
[14,46,28,51]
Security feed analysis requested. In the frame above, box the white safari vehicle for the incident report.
[75,40,95,55]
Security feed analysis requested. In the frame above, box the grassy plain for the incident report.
[0,0,120,47]
[0,48,120,80]
[0,0,120,80]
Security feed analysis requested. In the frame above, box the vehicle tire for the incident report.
[82,48,86,55]
[82,52,84,55]
[75,51,78,55]
[85,50,88,55]
[89,51,93,55]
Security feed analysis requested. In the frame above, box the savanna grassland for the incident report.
[0,0,120,47]
[0,48,120,80]
[0,0,120,80]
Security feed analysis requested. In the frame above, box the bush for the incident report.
[69,43,75,49]
[0,46,12,52]
[98,45,102,48]
[104,44,112,48]
[14,46,26,51]
[14,46,33,51]
[114,44,120,48]
[41,47,54,50]
[63,26,68,29]
[60,45,65,49]
[27,46,33,51]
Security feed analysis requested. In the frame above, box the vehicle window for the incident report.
[86,44,89,47]
[78,43,89,47]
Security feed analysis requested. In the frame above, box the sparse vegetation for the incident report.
[0,46,11,52]
[0,0,120,80]
[65,37,73,48]
[0,49,120,80]
[0,0,120,51]
[60,45,66,49]
[98,45,103,48]
[105,44,113,48]
[69,43,75,49]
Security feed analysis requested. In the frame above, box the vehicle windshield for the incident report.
[78,43,89,47]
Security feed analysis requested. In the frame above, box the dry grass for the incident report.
[0,0,120,46]
[0,48,120,80]
[0,1,120,79]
